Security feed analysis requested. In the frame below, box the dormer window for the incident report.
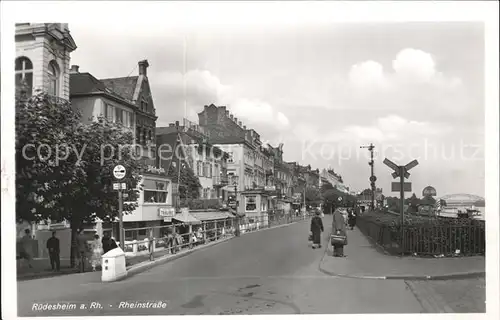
[141,99,148,112]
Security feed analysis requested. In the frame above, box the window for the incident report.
[143,178,169,204]
[141,99,148,112]
[104,103,114,121]
[47,61,59,96]
[205,163,212,178]
[197,161,203,177]
[245,196,257,212]
[136,126,141,143]
[115,108,123,124]
[15,57,33,96]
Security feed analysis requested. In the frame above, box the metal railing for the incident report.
[356,212,485,256]
[119,213,310,266]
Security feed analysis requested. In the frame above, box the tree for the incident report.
[304,186,321,206]
[16,92,145,265]
[167,161,201,201]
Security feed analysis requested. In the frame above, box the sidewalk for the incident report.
[17,258,79,281]
[319,219,485,280]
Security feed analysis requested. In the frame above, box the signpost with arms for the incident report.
[113,165,127,250]
[383,158,419,254]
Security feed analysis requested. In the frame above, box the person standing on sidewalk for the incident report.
[310,210,324,249]
[19,229,33,268]
[331,208,347,257]
[90,234,103,271]
[46,231,60,271]
[75,229,88,272]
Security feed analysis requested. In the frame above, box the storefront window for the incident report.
[143,178,169,203]
[245,196,257,212]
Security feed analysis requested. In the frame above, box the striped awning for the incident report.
[190,211,234,221]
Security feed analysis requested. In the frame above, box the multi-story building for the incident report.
[70,60,174,241]
[15,23,77,101]
[198,104,275,221]
[268,143,293,214]
[15,23,78,259]
[156,118,229,204]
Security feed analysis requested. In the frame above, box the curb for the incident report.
[318,244,485,281]
[126,219,305,278]
[126,236,235,277]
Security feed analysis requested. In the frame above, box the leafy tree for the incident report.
[16,92,145,265]
[167,161,201,201]
[304,186,321,206]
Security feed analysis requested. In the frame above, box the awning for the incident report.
[172,213,201,225]
[190,211,235,221]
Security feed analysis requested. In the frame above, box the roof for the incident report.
[173,213,201,225]
[69,73,136,107]
[100,77,139,102]
[190,211,234,221]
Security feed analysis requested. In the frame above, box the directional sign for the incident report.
[121,183,127,190]
[113,183,120,190]
[392,182,412,192]
[383,158,399,172]
[113,165,126,180]
[338,197,342,201]
[405,160,419,171]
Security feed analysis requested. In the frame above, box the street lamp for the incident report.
[360,143,376,210]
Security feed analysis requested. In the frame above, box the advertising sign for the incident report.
[422,186,437,197]
[158,207,175,222]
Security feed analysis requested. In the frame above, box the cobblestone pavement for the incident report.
[406,277,486,313]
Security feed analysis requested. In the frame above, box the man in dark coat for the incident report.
[310,210,324,249]
[46,231,60,271]
[101,231,117,254]
[332,208,347,257]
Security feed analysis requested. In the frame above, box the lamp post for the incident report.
[233,179,241,237]
[360,143,376,210]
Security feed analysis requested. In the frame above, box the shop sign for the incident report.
[264,186,276,191]
[158,207,175,222]
[147,165,166,175]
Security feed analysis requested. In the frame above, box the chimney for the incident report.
[138,60,149,76]
[225,111,229,117]
[70,65,79,74]
[238,121,242,127]
[234,117,238,124]
[175,121,179,129]
[230,114,234,120]
[169,123,175,127]
[243,125,247,130]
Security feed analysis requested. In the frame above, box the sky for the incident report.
[69,21,485,197]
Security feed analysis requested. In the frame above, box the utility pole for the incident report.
[360,143,376,210]
[234,181,240,237]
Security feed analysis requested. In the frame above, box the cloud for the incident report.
[293,114,450,144]
[348,60,388,88]
[151,69,290,132]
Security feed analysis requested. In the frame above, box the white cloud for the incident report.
[293,114,449,144]
[348,60,387,88]
[152,69,290,132]
[230,99,290,129]
[392,48,437,83]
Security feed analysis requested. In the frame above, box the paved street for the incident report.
[19,217,426,316]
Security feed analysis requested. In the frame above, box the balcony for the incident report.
[213,176,229,186]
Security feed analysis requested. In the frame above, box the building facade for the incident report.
[15,23,77,100]
[70,60,174,241]
[197,104,276,219]
[156,119,229,204]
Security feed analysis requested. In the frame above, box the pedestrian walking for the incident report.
[46,231,60,271]
[310,209,324,249]
[19,229,33,268]
[331,208,347,257]
[75,229,88,272]
[348,209,357,230]
[90,234,103,271]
